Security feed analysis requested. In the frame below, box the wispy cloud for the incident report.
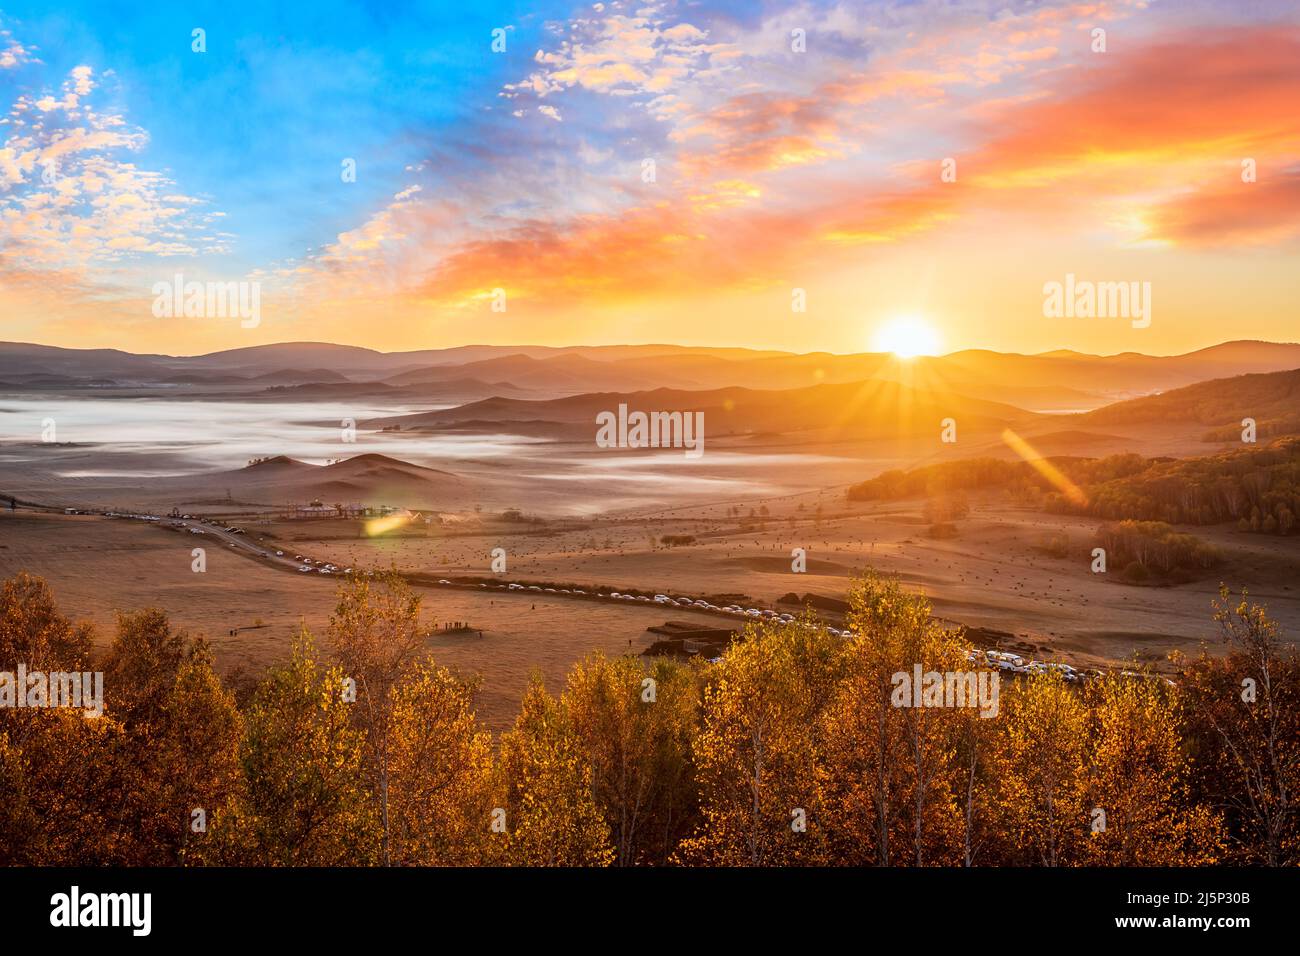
[6,0,1299,354]
[0,47,226,277]
[0,28,36,70]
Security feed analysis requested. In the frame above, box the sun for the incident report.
[872,316,941,359]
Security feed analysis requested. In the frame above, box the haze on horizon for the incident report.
[2,0,1298,358]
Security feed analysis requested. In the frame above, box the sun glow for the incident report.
[365,512,414,537]
[873,317,941,359]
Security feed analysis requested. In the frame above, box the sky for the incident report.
[1,0,1298,357]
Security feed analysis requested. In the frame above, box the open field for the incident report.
[0,510,722,726]
[7,472,1298,727]
[4,346,1300,728]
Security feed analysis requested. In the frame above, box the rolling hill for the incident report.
[367,379,1043,440]
[1079,368,1300,431]
[4,340,1299,412]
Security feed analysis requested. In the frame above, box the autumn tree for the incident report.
[101,607,186,727]
[329,572,431,864]
[0,709,136,865]
[989,671,1089,866]
[202,632,379,865]
[150,641,243,865]
[496,675,614,866]
[681,615,844,866]
[949,688,999,867]
[1081,672,1223,865]
[0,573,127,865]
[0,571,92,670]
[817,574,967,866]
[386,660,495,866]
[561,653,700,865]
[1181,587,1300,865]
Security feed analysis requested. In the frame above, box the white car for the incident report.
[439,579,451,585]
[275,550,284,556]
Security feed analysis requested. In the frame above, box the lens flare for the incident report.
[1001,429,1088,506]
[364,512,413,536]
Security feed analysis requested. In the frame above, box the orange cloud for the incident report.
[412,182,957,311]
[1143,171,1300,246]
[966,28,1300,188]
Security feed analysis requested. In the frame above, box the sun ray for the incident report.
[1001,429,1088,506]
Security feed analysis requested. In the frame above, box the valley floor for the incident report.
[5,489,1297,729]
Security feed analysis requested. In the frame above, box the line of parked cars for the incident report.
[288,554,353,575]
[73,509,163,522]
[968,648,1083,682]
[419,581,1094,680]
[483,582,855,637]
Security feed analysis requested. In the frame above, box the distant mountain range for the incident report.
[366,379,1041,440]
[3,339,1298,410]
[1079,368,1300,440]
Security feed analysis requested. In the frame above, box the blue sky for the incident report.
[3,0,577,274]
[2,0,1298,356]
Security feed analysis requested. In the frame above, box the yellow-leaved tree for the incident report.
[817,573,968,866]
[561,653,699,865]
[329,571,431,865]
[989,671,1089,866]
[386,659,496,866]
[681,614,845,866]
[1081,671,1224,865]
[1181,587,1299,866]
[496,674,615,866]
[201,631,379,865]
